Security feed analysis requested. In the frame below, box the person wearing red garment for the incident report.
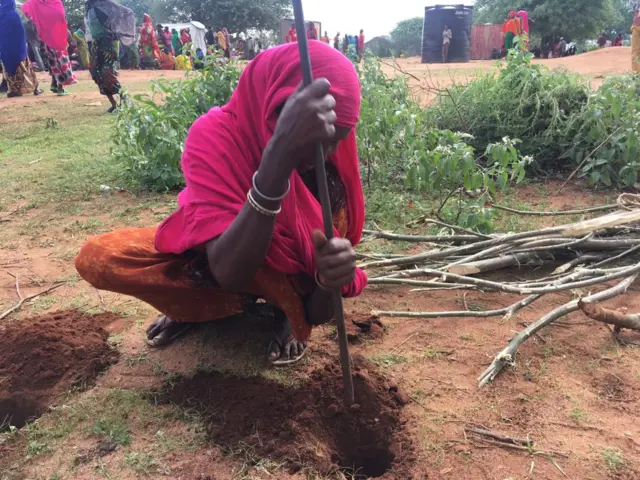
[286,22,297,43]
[76,42,366,366]
[358,29,365,59]
[307,21,318,40]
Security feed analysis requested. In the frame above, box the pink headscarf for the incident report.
[155,41,367,297]
[517,10,529,34]
[22,0,69,51]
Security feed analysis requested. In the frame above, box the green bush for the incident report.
[358,58,528,232]
[357,57,423,187]
[111,53,530,232]
[430,50,640,189]
[563,75,640,188]
[112,61,241,191]
[430,50,590,172]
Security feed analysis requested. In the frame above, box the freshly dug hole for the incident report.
[158,356,415,478]
[0,310,119,428]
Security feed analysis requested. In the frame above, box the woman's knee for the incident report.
[75,237,113,289]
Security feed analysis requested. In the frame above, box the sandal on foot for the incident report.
[268,334,308,366]
[146,315,191,347]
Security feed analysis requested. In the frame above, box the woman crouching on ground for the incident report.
[76,41,367,365]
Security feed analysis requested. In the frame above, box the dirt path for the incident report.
[382,47,633,103]
[0,69,187,108]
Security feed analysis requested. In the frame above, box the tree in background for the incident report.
[63,0,290,33]
[119,0,155,24]
[474,0,617,42]
[390,17,423,57]
[62,0,86,28]
[161,0,291,34]
[605,0,638,34]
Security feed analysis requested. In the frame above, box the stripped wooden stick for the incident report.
[478,275,637,387]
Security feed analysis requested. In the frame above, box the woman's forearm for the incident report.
[206,137,292,291]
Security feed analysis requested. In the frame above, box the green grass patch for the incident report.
[371,352,409,368]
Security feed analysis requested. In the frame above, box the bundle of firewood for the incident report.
[360,199,640,386]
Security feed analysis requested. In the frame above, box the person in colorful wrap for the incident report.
[172,29,182,55]
[180,28,191,46]
[502,10,519,53]
[222,27,231,58]
[633,9,640,73]
[73,26,90,69]
[162,26,173,53]
[0,0,41,97]
[286,22,297,43]
[76,41,367,365]
[85,0,136,113]
[516,10,529,48]
[139,14,161,69]
[307,21,318,40]
[22,0,77,95]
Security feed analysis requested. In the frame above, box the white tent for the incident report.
[162,21,207,52]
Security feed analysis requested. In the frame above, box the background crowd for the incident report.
[285,22,366,62]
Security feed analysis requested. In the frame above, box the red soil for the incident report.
[0,310,119,428]
[158,356,415,479]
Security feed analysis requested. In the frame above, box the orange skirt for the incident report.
[76,207,348,343]
[76,227,319,341]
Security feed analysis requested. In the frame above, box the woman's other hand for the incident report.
[272,79,336,161]
[313,230,356,290]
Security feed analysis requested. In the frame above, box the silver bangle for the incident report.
[315,270,331,291]
[247,190,281,217]
[252,171,290,203]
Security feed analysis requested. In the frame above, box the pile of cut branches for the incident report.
[361,200,640,387]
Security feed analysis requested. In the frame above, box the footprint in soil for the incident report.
[156,356,414,478]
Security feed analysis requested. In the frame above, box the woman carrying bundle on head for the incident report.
[0,0,41,97]
[75,42,367,364]
[85,0,136,113]
[139,14,161,69]
[22,0,77,95]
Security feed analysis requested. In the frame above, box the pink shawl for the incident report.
[155,41,367,297]
[22,0,69,51]
[517,10,530,34]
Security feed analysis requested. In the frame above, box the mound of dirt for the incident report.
[0,310,119,428]
[159,357,416,479]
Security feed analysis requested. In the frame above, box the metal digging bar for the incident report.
[291,0,355,406]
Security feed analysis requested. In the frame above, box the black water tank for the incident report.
[422,4,473,63]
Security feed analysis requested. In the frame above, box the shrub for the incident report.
[112,53,529,232]
[430,50,590,172]
[562,75,640,188]
[112,60,241,191]
[358,58,528,232]
[357,57,423,188]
